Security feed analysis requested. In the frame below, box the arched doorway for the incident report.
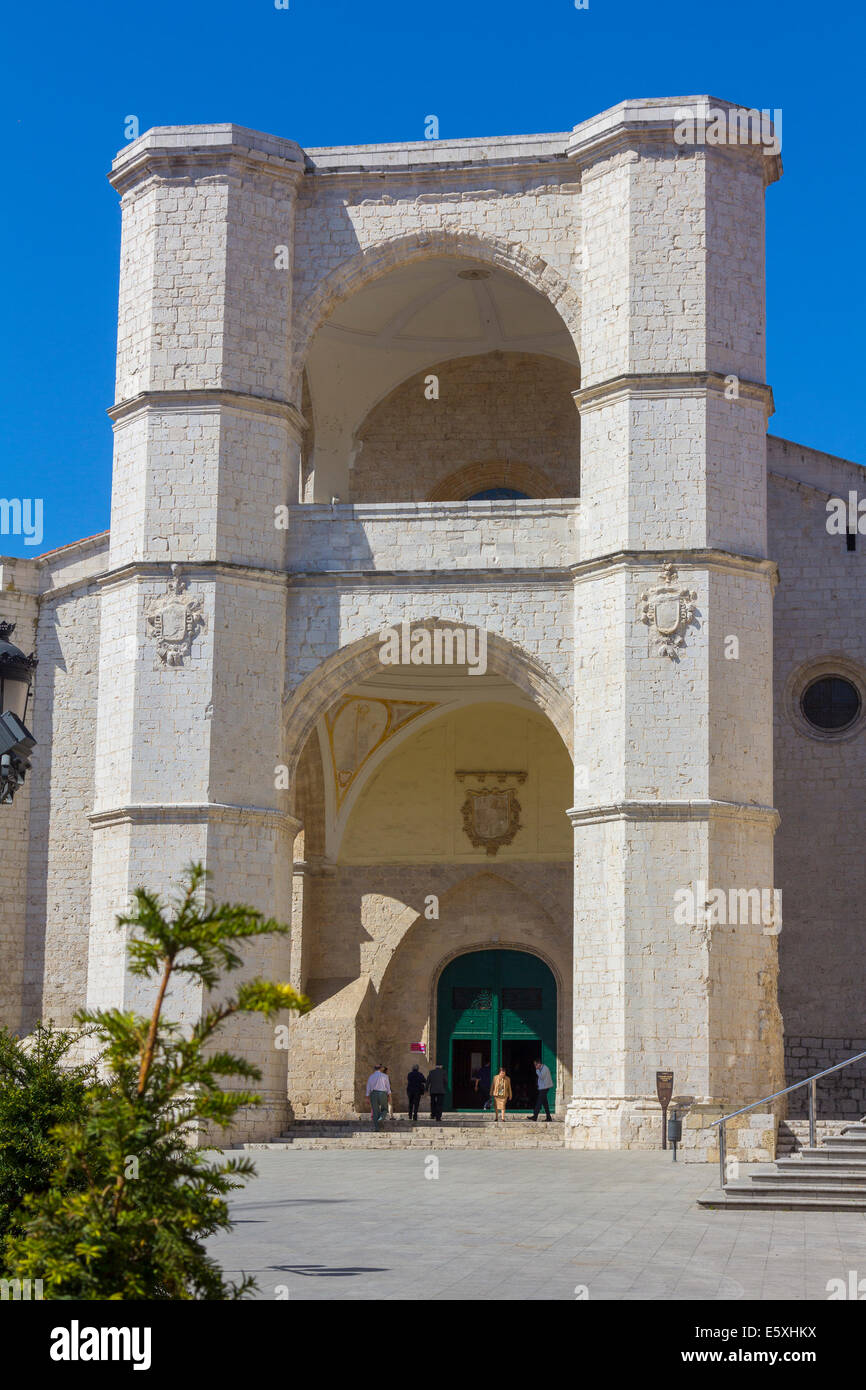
[436,949,557,1113]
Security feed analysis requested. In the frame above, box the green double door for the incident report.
[436,949,556,1112]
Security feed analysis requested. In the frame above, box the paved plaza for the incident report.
[209,1149,866,1301]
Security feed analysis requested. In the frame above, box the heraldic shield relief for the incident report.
[145,566,207,668]
[458,770,526,855]
[639,562,699,660]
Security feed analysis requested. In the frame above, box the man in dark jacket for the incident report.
[426,1061,448,1121]
[406,1064,427,1121]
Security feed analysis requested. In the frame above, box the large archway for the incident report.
[283,645,574,1120]
[295,247,581,502]
[436,949,558,1113]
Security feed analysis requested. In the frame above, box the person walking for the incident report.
[426,1060,448,1121]
[474,1060,491,1111]
[490,1065,512,1122]
[532,1058,553,1121]
[406,1063,426,1121]
[366,1063,391,1130]
[382,1065,394,1118]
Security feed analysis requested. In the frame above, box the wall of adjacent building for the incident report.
[0,556,39,1032]
[769,435,866,1115]
[22,536,107,1029]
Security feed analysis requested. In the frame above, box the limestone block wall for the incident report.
[0,557,39,1032]
[769,436,866,1113]
[23,537,107,1028]
[288,500,580,575]
[109,402,296,571]
[784,1037,866,1119]
[349,352,580,502]
[292,140,582,384]
[284,578,575,706]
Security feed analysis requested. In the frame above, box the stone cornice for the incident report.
[570,548,779,587]
[573,372,774,417]
[568,799,780,830]
[305,155,575,185]
[566,97,782,187]
[109,125,305,196]
[90,803,302,835]
[295,499,580,521]
[286,567,574,589]
[96,560,289,593]
[90,550,778,592]
[108,389,307,435]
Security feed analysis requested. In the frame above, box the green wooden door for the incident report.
[436,950,556,1112]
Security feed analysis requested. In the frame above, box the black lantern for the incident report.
[0,621,37,804]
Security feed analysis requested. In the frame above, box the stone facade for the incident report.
[2,98,864,1158]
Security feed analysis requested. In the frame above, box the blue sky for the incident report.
[0,0,862,556]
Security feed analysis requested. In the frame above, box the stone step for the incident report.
[242,1133,564,1151]
[816,1136,866,1149]
[238,1117,565,1151]
[699,1114,866,1210]
[774,1159,866,1176]
[751,1170,866,1186]
[788,1146,866,1163]
[776,1119,851,1155]
[273,1119,563,1139]
[699,1186,866,1211]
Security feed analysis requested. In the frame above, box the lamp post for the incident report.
[0,621,37,804]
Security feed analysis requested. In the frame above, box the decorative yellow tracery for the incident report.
[324,695,439,808]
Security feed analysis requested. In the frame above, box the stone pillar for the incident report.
[565,100,784,1150]
[85,126,306,1141]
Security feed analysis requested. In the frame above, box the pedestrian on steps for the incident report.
[426,1061,448,1121]
[366,1063,391,1130]
[382,1065,394,1118]
[490,1066,512,1122]
[532,1058,554,1122]
[406,1063,426,1121]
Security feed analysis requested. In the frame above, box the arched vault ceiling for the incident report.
[313,671,545,858]
[304,257,578,500]
[320,258,577,358]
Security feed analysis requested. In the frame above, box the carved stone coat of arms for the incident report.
[458,770,525,855]
[639,563,699,660]
[145,568,207,668]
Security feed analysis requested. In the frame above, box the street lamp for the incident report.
[0,621,37,805]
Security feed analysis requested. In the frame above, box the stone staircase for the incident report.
[237,1114,565,1151]
[776,1118,849,1157]
[699,1119,866,1210]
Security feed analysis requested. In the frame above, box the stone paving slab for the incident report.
[206,1148,866,1301]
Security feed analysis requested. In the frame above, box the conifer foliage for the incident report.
[0,1022,102,1245]
[3,864,309,1299]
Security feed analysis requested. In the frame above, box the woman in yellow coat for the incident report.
[490,1066,512,1121]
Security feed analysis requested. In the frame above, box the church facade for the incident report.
[2,97,864,1154]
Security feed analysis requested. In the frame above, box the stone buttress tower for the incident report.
[86,128,305,1139]
[564,100,784,1150]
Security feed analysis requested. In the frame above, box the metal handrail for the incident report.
[711,1049,866,1189]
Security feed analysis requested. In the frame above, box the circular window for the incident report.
[800,676,862,732]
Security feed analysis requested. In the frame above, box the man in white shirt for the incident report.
[366,1064,391,1129]
[532,1058,554,1121]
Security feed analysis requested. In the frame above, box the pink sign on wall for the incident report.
[410,1043,426,1053]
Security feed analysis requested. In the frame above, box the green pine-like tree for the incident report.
[3,864,309,1299]
[0,1021,103,1249]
